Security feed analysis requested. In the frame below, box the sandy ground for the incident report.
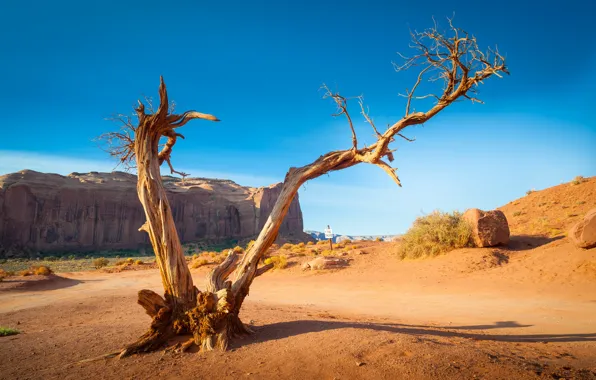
[1,240,596,379]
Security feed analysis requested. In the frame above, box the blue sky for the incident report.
[1,0,594,235]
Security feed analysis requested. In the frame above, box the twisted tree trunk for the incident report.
[101,17,508,358]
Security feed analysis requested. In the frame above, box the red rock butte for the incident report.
[0,170,306,256]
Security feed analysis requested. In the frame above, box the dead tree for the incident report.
[100,18,508,357]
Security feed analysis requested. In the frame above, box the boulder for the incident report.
[463,208,510,247]
[301,257,349,271]
[569,208,596,249]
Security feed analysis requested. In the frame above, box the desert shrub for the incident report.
[317,240,329,245]
[209,252,217,258]
[281,243,293,250]
[306,241,314,246]
[32,265,53,276]
[513,211,523,217]
[296,242,305,248]
[115,260,126,266]
[45,256,59,262]
[263,255,288,270]
[571,175,585,185]
[125,258,134,264]
[375,237,383,242]
[213,254,226,264]
[192,254,199,260]
[246,240,256,251]
[93,258,110,269]
[93,257,110,269]
[18,270,32,276]
[526,189,536,195]
[134,260,144,265]
[320,249,334,256]
[232,246,244,254]
[0,327,20,337]
[398,211,474,259]
[68,255,76,260]
[191,258,209,268]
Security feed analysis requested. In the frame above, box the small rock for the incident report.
[356,361,365,367]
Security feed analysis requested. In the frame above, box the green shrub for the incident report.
[93,258,110,269]
[0,327,20,337]
[398,210,474,259]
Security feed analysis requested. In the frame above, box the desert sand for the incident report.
[1,179,595,380]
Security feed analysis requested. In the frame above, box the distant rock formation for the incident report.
[569,208,596,249]
[0,170,306,257]
[463,208,510,247]
[305,230,399,243]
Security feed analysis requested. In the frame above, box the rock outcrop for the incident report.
[569,208,596,249]
[463,208,510,247]
[0,170,305,256]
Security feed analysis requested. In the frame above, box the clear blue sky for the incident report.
[1,0,594,235]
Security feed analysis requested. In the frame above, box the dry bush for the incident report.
[296,242,305,248]
[135,259,144,265]
[232,246,244,254]
[18,270,32,276]
[115,260,126,266]
[571,176,586,185]
[281,243,293,250]
[125,258,134,264]
[93,257,110,269]
[306,241,314,246]
[375,237,383,242]
[263,255,288,270]
[398,211,474,259]
[526,189,536,195]
[33,265,53,276]
[213,254,226,264]
[246,240,256,251]
[191,258,209,268]
[317,240,329,246]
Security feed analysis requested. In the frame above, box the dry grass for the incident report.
[398,211,474,259]
[263,255,288,270]
[191,258,209,268]
[93,258,110,269]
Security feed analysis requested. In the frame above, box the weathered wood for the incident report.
[137,289,167,318]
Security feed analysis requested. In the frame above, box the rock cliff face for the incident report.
[0,170,304,256]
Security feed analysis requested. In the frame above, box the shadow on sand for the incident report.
[0,274,83,292]
[506,235,565,251]
[234,319,596,347]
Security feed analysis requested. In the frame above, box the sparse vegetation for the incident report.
[571,176,585,185]
[526,189,536,195]
[93,258,110,269]
[232,246,244,254]
[134,260,144,265]
[33,265,53,276]
[263,255,288,270]
[398,211,474,259]
[191,258,209,268]
[513,211,523,217]
[281,243,293,250]
[0,327,20,337]
[375,237,383,242]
